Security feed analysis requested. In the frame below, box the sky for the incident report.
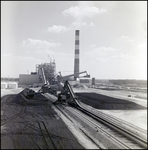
[1,1,147,79]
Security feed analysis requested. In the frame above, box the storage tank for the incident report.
[79,78,91,85]
[92,78,95,85]
[1,82,7,89]
[7,82,18,89]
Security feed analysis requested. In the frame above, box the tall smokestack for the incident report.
[74,30,80,80]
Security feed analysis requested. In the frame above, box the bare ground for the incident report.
[1,87,147,149]
[74,88,147,130]
[1,91,84,149]
[75,92,146,110]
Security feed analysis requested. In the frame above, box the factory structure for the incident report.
[19,61,56,87]
[18,30,95,88]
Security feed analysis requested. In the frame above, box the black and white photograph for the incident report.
[1,1,147,149]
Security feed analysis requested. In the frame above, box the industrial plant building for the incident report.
[36,62,56,82]
[18,30,92,87]
[19,61,56,87]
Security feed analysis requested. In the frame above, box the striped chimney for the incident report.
[74,30,80,80]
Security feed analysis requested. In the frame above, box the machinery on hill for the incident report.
[38,70,90,94]
[54,80,81,106]
[22,70,89,105]
[58,71,90,82]
[20,30,90,104]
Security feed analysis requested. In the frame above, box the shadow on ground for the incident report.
[75,92,146,110]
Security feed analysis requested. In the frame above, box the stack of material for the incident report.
[7,82,18,89]
[1,82,7,89]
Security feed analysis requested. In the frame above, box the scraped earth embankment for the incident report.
[1,90,84,149]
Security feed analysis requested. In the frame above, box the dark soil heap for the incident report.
[1,91,84,149]
[75,92,146,110]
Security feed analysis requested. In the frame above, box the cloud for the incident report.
[47,25,71,33]
[2,53,41,62]
[88,46,115,54]
[85,46,116,62]
[108,53,132,62]
[99,47,116,52]
[137,42,147,67]
[72,21,86,27]
[71,21,95,29]
[138,42,147,57]
[89,44,146,76]
[62,6,107,19]
[15,56,41,62]
[22,38,61,49]
[84,46,142,69]
[89,22,95,26]
[118,35,134,42]
[89,44,97,48]
[48,4,99,32]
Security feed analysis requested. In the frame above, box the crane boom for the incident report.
[61,71,88,80]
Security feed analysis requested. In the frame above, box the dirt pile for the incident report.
[75,92,146,110]
[9,89,48,106]
[1,92,84,149]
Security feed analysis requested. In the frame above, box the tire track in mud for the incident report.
[1,94,27,126]
[1,106,26,126]
[1,92,84,149]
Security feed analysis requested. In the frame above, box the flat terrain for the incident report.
[1,87,147,149]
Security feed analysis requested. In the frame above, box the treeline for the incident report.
[109,79,147,86]
[1,77,19,82]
